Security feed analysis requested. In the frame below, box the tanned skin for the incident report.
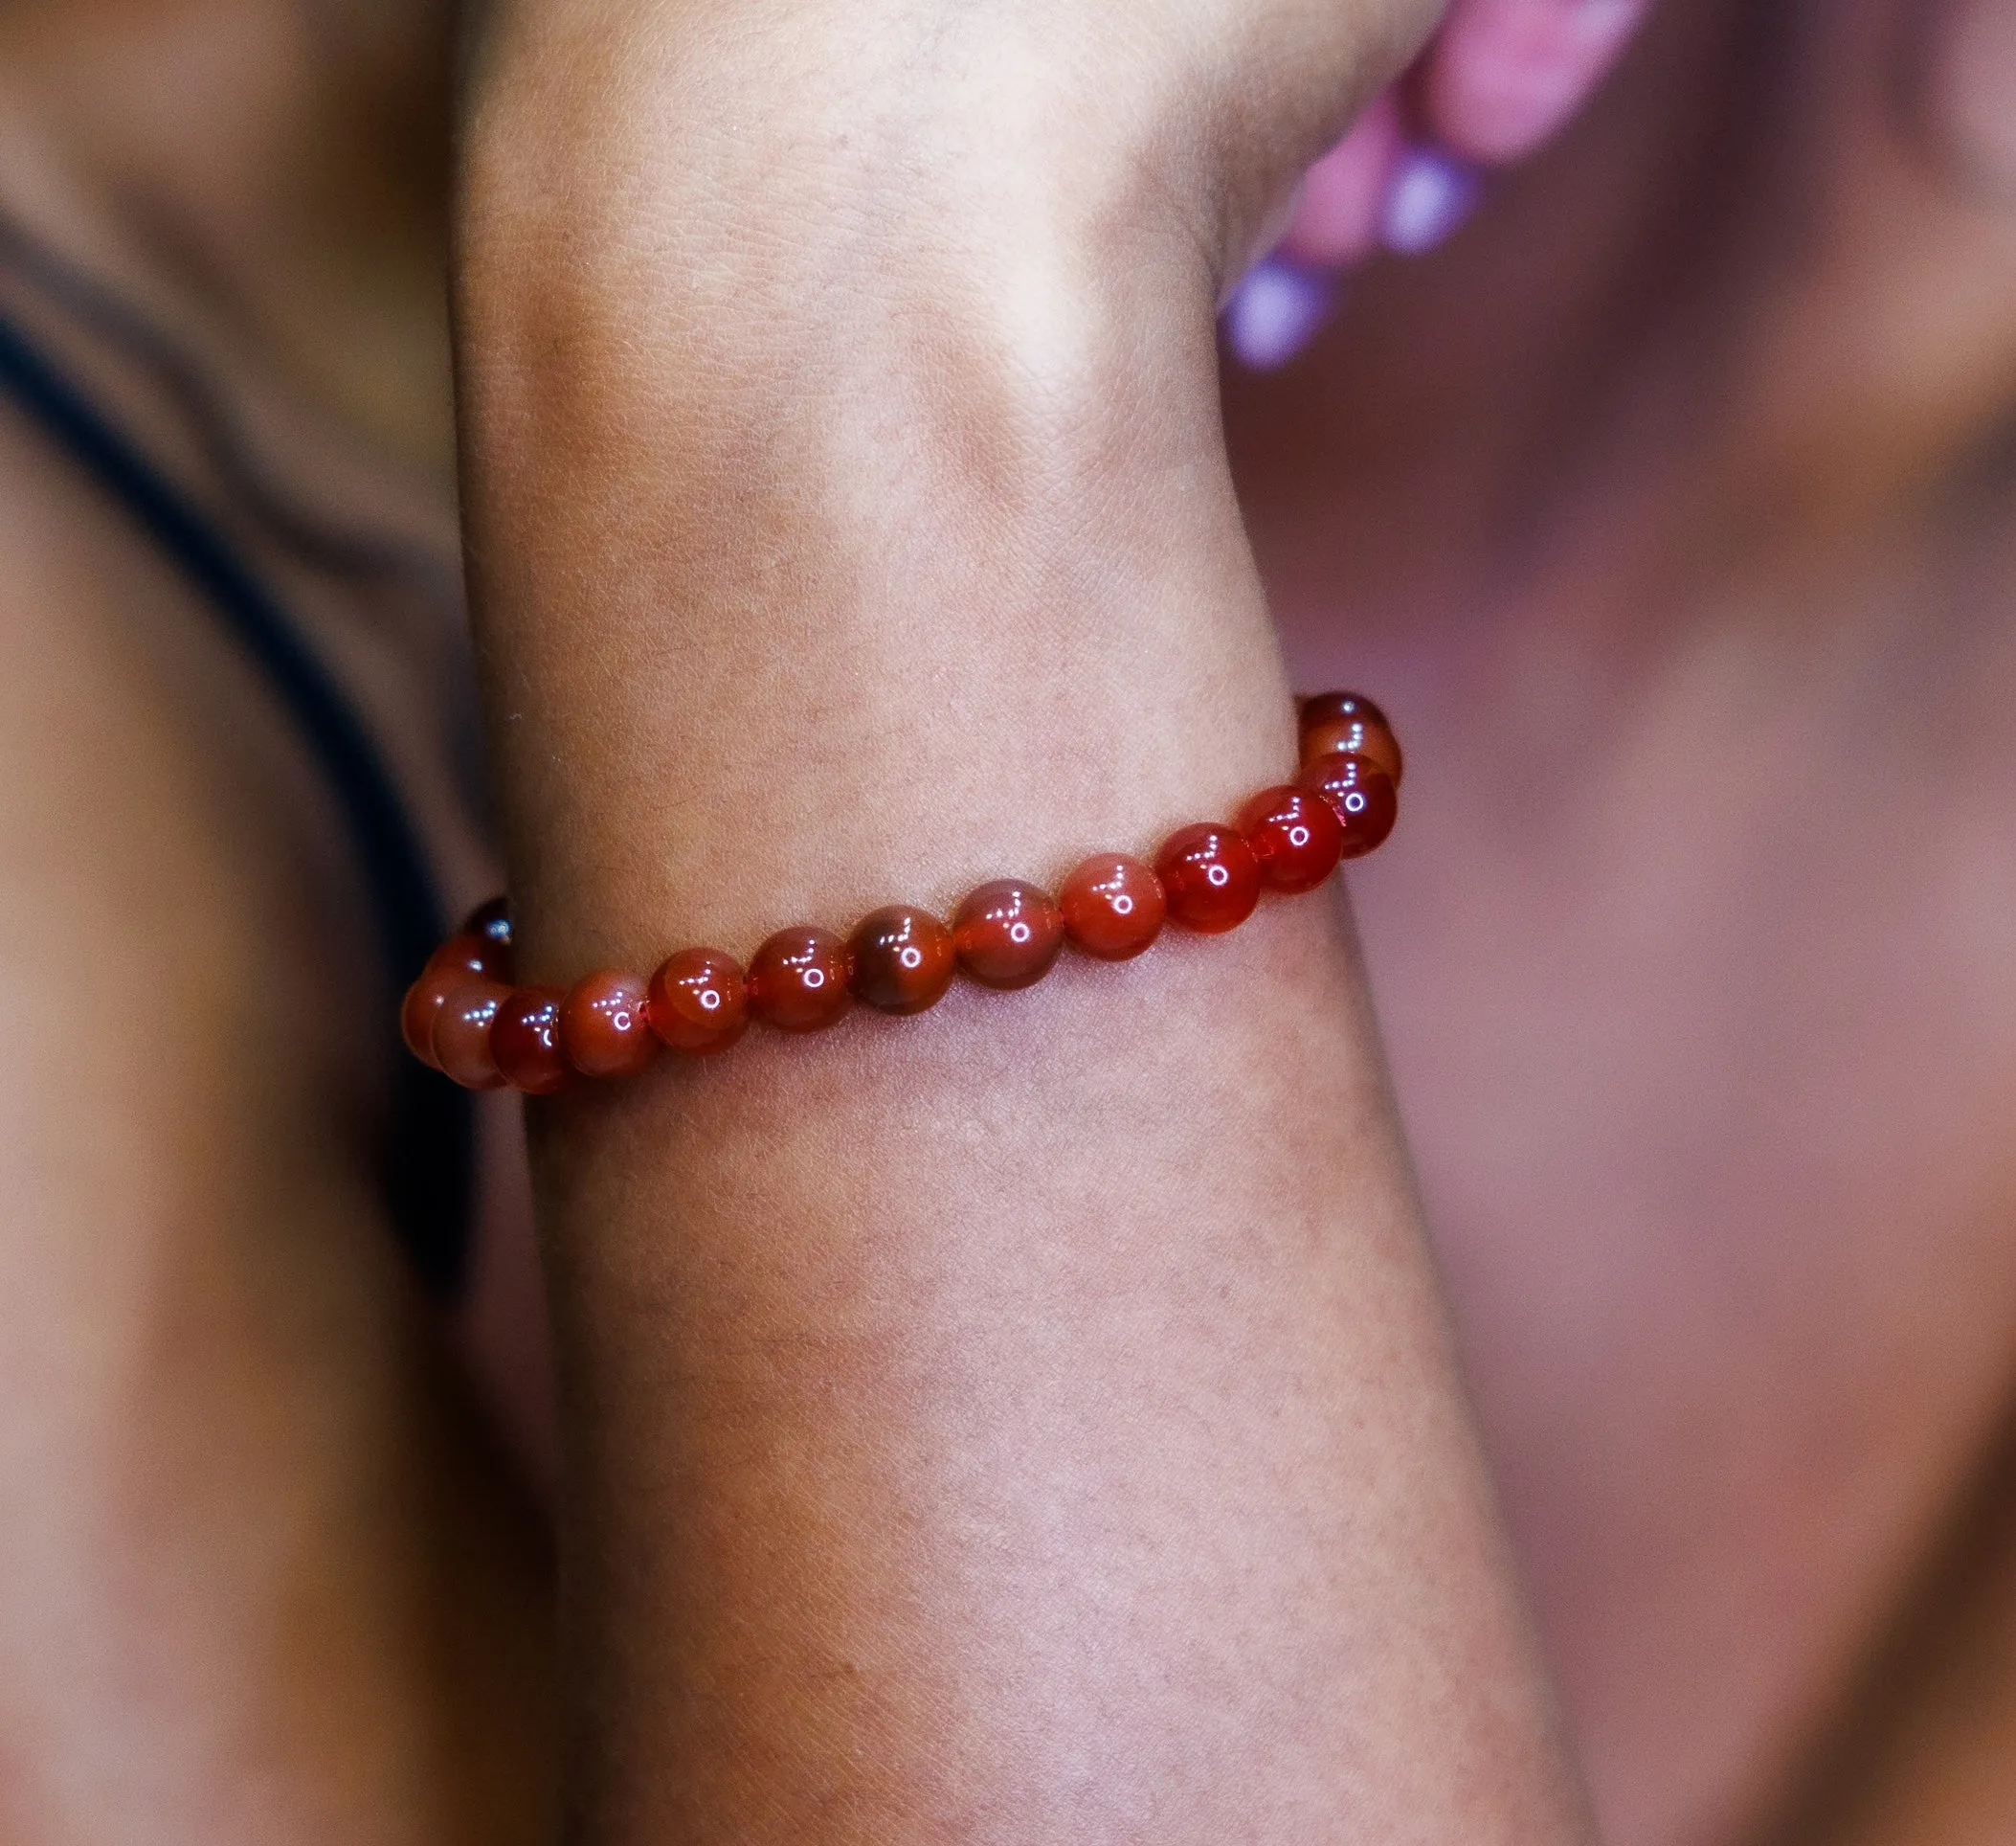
[0,1,2012,1842]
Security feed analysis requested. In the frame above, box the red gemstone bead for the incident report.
[461,895,514,950]
[747,926,852,1032]
[1059,853,1166,960]
[1237,784,1344,894]
[1296,752,1400,858]
[401,963,472,1069]
[1299,691,1402,785]
[1299,689,1391,732]
[432,979,511,1091]
[952,879,1065,990]
[561,969,658,1078]
[492,985,569,1094]
[648,948,750,1055]
[848,906,956,1015]
[427,929,513,985]
[1154,823,1263,933]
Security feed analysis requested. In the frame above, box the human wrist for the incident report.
[459,0,1443,322]
[455,44,1299,978]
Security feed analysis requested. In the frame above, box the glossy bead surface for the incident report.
[952,879,1065,990]
[432,979,510,1091]
[1296,751,1400,858]
[561,969,658,1078]
[1238,784,1344,893]
[461,896,514,950]
[1059,853,1166,960]
[849,906,956,1015]
[1154,823,1263,934]
[1299,689,1391,732]
[493,985,569,1094]
[648,948,750,1055]
[747,927,852,1033]
[427,929,513,985]
[401,964,470,1069]
[1299,691,1402,785]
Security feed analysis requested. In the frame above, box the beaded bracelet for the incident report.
[403,692,1402,1092]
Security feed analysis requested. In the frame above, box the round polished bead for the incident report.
[461,896,514,950]
[1237,784,1344,894]
[952,879,1065,990]
[432,979,511,1091]
[1296,751,1400,858]
[1299,691,1403,785]
[648,948,750,1056]
[427,928,513,985]
[561,969,658,1078]
[401,963,472,1069]
[1154,823,1263,933]
[849,906,956,1015]
[492,985,569,1094]
[1059,853,1166,960]
[1299,689,1391,732]
[747,927,853,1033]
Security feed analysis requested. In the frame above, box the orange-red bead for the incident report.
[402,964,470,1069]
[432,979,510,1091]
[1299,691,1402,785]
[849,906,955,1015]
[427,929,513,985]
[747,926,852,1033]
[648,948,750,1056]
[1237,784,1343,894]
[1155,823,1262,934]
[952,879,1065,990]
[561,969,657,1078]
[1296,752,1400,858]
[1059,854,1165,960]
[493,985,569,1094]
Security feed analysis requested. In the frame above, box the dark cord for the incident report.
[0,306,473,1295]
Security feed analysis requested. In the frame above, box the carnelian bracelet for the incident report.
[402,692,1403,1093]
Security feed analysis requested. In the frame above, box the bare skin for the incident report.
[0,0,2012,1841]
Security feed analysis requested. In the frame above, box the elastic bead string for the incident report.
[404,692,1404,1091]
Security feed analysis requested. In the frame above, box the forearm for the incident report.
[456,5,1582,1837]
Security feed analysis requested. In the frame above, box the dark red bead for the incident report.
[432,979,510,1091]
[848,906,956,1015]
[1059,853,1166,960]
[1237,784,1343,894]
[460,896,514,950]
[492,985,569,1094]
[747,927,852,1033]
[952,879,1065,990]
[1299,689,1390,732]
[648,948,750,1055]
[1296,752,1400,858]
[427,929,513,985]
[561,969,658,1078]
[1154,823,1263,933]
[1299,691,1402,785]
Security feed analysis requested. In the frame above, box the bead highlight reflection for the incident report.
[749,927,852,1033]
[408,689,1401,1085]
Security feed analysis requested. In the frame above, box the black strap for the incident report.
[0,307,473,1294]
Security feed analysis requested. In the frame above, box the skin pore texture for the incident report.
[456,2,1595,1838]
[0,0,2011,1841]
